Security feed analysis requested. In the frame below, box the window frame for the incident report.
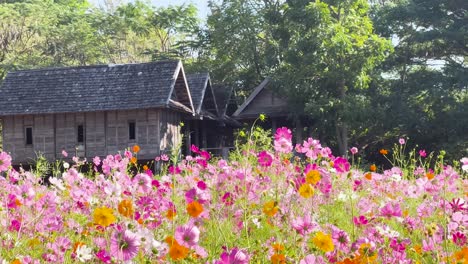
[25,126,33,146]
[128,120,136,141]
[77,124,85,143]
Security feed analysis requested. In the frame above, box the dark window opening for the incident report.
[77,124,84,143]
[129,122,136,140]
[25,127,33,145]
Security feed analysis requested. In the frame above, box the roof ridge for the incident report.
[7,60,180,75]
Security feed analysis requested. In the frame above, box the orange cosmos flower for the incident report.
[426,172,435,180]
[130,156,137,164]
[272,243,284,253]
[132,145,140,153]
[118,199,134,217]
[166,208,176,220]
[263,201,279,217]
[186,201,203,217]
[369,164,377,172]
[364,173,372,180]
[379,149,388,155]
[11,259,21,264]
[169,243,189,260]
[271,253,286,264]
[143,165,149,171]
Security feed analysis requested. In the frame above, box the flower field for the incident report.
[0,127,467,263]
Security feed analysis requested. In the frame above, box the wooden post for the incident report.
[202,121,207,149]
[186,121,192,155]
[271,118,277,134]
[295,117,303,144]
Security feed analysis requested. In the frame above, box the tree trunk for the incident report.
[336,79,348,157]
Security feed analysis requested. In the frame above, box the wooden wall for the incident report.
[1,109,183,164]
[241,89,288,118]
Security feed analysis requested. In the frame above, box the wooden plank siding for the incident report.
[240,88,288,118]
[2,109,183,164]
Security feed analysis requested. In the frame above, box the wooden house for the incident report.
[185,73,240,157]
[233,78,306,142]
[0,60,195,164]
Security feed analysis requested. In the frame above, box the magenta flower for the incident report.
[95,249,111,264]
[257,151,273,167]
[222,192,234,206]
[333,157,350,173]
[9,219,21,232]
[200,150,211,160]
[419,149,427,158]
[0,151,12,172]
[353,215,369,226]
[191,144,200,153]
[175,223,200,248]
[110,229,140,261]
[215,247,250,264]
[168,165,181,174]
[452,231,467,246]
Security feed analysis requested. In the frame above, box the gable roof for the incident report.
[186,73,219,117]
[232,77,271,117]
[0,60,194,115]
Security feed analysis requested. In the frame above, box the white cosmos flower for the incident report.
[76,245,93,262]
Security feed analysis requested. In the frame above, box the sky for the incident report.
[90,0,210,19]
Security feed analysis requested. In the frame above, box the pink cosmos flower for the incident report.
[93,156,101,166]
[257,151,273,167]
[301,138,322,160]
[161,154,169,161]
[350,147,358,155]
[461,157,468,172]
[61,150,68,157]
[132,173,152,193]
[215,247,250,264]
[175,223,200,248]
[291,214,316,236]
[274,137,293,154]
[0,151,12,172]
[380,202,402,218]
[275,127,292,141]
[399,138,405,145]
[299,254,325,264]
[110,229,140,261]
